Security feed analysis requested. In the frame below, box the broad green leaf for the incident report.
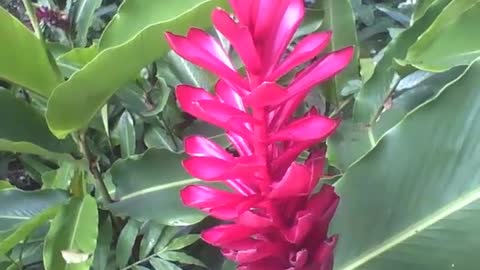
[327,120,375,173]
[184,121,230,148]
[328,67,465,172]
[92,216,113,270]
[57,45,98,77]
[144,126,181,153]
[332,58,480,270]
[413,0,437,20]
[139,222,164,259]
[0,189,67,232]
[294,8,323,39]
[0,7,61,96]
[375,4,410,26]
[0,181,12,190]
[106,149,205,226]
[353,0,450,123]
[46,0,228,138]
[116,219,141,268]
[165,234,200,251]
[405,1,480,71]
[159,251,206,267]
[42,161,75,189]
[157,52,216,90]
[43,195,98,270]
[359,58,375,82]
[222,260,236,270]
[0,206,58,255]
[0,92,74,158]
[150,258,182,270]
[134,266,150,270]
[113,111,136,158]
[73,0,102,47]
[115,83,152,116]
[319,0,359,103]
[5,263,18,270]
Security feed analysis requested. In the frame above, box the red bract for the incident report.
[166,0,353,269]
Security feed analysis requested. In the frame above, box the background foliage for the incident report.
[0,0,479,269]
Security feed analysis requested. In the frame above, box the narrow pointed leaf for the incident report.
[43,195,98,270]
[116,219,141,268]
[92,216,113,270]
[0,206,59,255]
[73,0,102,47]
[113,111,136,158]
[318,0,359,103]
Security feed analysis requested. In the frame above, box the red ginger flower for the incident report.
[166,0,353,269]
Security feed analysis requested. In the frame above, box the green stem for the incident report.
[120,247,169,270]
[329,95,354,118]
[21,0,64,82]
[21,0,44,45]
[76,132,113,204]
[367,127,376,147]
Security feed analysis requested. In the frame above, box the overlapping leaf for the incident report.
[0,7,61,96]
[106,149,204,226]
[353,0,450,123]
[46,0,228,138]
[332,58,480,270]
[0,92,74,158]
[405,0,480,71]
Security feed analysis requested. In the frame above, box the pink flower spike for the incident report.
[264,0,305,68]
[287,47,355,99]
[244,82,288,107]
[305,149,327,191]
[183,156,236,181]
[167,0,355,268]
[270,115,339,142]
[202,224,256,246]
[251,0,280,39]
[222,239,285,264]
[176,86,253,136]
[307,185,340,220]
[228,0,255,29]
[268,163,311,198]
[180,185,243,209]
[283,211,314,244]
[212,8,262,73]
[165,31,247,89]
[183,156,261,181]
[313,236,338,266]
[268,31,333,80]
[184,135,232,159]
[215,80,246,111]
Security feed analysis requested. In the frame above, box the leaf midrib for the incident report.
[339,185,480,270]
[119,179,199,201]
[64,198,87,268]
